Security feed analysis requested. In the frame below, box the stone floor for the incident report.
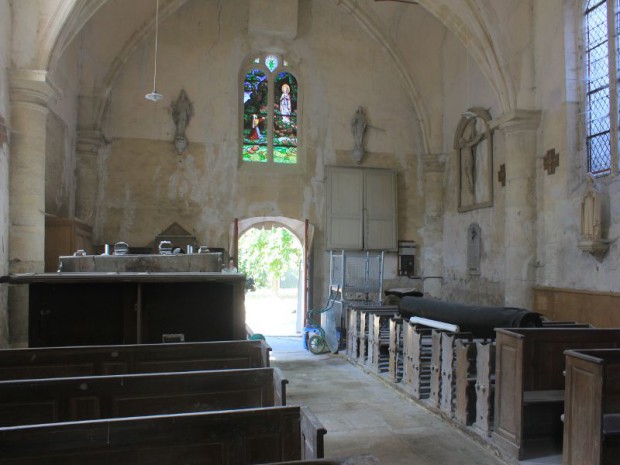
[267,335,510,465]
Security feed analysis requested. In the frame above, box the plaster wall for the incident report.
[45,38,80,218]
[92,0,423,298]
[439,30,505,305]
[533,0,620,293]
[0,0,10,346]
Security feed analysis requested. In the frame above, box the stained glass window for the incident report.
[274,72,298,164]
[242,54,299,165]
[243,69,269,162]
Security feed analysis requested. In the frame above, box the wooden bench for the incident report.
[0,339,271,380]
[403,323,432,399]
[388,317,405,383]
[0,405,326,464]
[345,306,396,365]
[493,328,620,461]
[563,349,620,465]
[0,367,287,427]
[366,309,398,373]
[263,457,379,465]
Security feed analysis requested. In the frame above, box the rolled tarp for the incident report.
[398,297,543,338]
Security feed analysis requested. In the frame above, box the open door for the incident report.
[231,217,314,333]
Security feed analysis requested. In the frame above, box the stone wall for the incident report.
[92,0,427,303]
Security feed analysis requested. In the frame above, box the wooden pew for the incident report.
[0,339,271,380]
[455,339,477,426]
[403,324,432,400]
[388,317,405,383]
[493,328,620,461]
[563,349,620,465]
[0,367,287,427]
[0,405,326,464]
[263,457,380,465]
[366,309,398,373]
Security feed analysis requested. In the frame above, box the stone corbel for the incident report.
[577,239,609,261]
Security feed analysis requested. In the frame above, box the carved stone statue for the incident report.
[454,108,494,212]
[171,89,193,154]
[580,174,602,241]
[578,173,609,260]
[351,106,367,164]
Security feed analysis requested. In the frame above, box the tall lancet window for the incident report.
[242,54,299,164]
[583,0,620,176]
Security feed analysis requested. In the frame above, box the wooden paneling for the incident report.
[44,216,93,272]
[0,368,285,427]
[0,406,323,464]
[533,287,620,328]
[0,340,270,381]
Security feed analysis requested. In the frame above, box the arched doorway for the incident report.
[232,217,314,336]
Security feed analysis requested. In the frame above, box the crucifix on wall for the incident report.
[543,148,559,175]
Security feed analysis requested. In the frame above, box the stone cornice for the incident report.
[9,69,61,107]
[490,109,541,134]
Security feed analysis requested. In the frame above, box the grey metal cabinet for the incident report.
[326,166,397,250]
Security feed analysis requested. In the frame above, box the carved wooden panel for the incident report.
[455,340,477,426]
[429,330,443,408]
[411,327,432,400]
[474,341,495,435]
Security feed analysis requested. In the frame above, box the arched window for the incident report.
[582,0,619,176]
[242,54,299,164]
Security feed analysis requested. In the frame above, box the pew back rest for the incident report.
[0,340,271,380]
[0,405,325,465]
[496,328,620,392]
[563,349,620,465]
[0,367,287,427]
[565,349,620,414]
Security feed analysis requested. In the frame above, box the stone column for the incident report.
[493,110,541,309]
[8,69,58,347]
[421,153,446,298]
[75,130,105,224]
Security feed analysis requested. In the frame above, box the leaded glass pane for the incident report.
[243,69,269,162]
[585,0,612,174]
[274,72,298,164]
[265,54,279,73]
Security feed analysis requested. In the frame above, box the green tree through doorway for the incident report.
[239,226,303,335]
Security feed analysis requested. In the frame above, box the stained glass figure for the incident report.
[243,69,268,162]
[273,72,298,164]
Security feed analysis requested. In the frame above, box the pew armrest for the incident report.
[603,413,620,437]
[301,406,327,459]
[273,367,288,405]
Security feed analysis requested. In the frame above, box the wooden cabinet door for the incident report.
[364,169,397,250]
[326,166,397,250]
[326,167,364,249]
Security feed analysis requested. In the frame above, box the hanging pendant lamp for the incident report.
[145,0,163,101]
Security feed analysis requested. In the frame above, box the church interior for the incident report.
[1,0,620,464]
